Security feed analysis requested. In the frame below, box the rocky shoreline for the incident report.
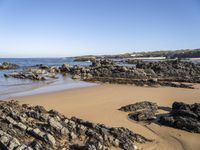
[61,59,199,88]
[119,101,200,133]
[3,99,199,150]
[159,102,200,133]
[2,59,200,88]
[0,101,151,150]
[4,64,60,81]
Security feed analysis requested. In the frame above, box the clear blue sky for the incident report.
[0,0,200,57]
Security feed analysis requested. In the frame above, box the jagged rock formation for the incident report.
[159,102,200,133]
[3,59,200,88]
[4,65,60,81]
[119,101,158,112]
[128,110,157,122]
[0,101,151,150]
[59,59,197,88]
[0,62,19,70]
[119,101,158,122]
[136,60,200,83]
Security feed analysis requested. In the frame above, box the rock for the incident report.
[119,101,158,122]
[28,68,46,74]
[33,105,47,113]
[60,64,71,72]
[72,74,81,80]
[36,64,50,70]
[3,59,200,88]
[136,60,200,83]
[159,102,200,133]
[49,117,62,129]
[112,139,120,147]
[45,134,56,146]
[66,58,199,88]
[0,62,19,70]
[119,101,158,112]
[148,78,158,83]
[69,132,77,140]
[74,56,96,62]
[4,72,46,81]
[128,110,157,121]
[49,66,60,73]
[0,130,21,149]
[0,101,151,149]
[3,66,59,81]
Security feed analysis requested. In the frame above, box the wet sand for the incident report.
[14,84,200,150]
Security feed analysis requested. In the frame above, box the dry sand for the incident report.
[14,84,200,150]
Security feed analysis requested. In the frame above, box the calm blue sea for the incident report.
[0,58,94,100]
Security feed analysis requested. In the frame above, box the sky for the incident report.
[0,0,200,57]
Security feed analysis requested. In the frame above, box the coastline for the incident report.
[0,76,97,100]
[11,84,200,150]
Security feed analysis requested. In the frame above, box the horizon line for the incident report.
[1,48,200,58]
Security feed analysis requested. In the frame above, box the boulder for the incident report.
[159,102,200,133]
[72,74,81,80]
[0,62,19,70]
[129,110,157,121]
[4,72,46,81]
[60,64,72,72]
[119,101,158,112]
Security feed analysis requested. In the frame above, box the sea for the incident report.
[0,58,95,100]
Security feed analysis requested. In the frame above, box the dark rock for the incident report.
[74,56,96,62]
[136,60,200,83]
[36,64,50,70]
[60,64,71,72]
[159,102,200,133]
[119,101,158,122]
[4,72,46,81]
[65,59,198,88]
[72,74,81,80]
[0,62,19,70]
[129,110,157,121]
[119,101,158,112]
[0,101,151,149]
[4,67,58,81]
[3,59,200,88]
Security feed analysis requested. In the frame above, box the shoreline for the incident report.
[11,84,200,150]
[0,77,97,100]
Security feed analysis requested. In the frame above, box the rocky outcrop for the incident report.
[128,110,157,121]
[59,59,198,88]
[119,101,158,112]
[59,64,72,72]
[36,64,60,73]
[0,101,151,150]
[159,102,200,133]
[61,59,151,83]
[136,60,200,83]
[4,72,47,81]
[74,56,96,62]
[3,59,199,88]
[119,101,158,122]
[4,65,59,81]
[0,62,19,70]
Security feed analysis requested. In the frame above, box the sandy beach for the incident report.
[12,84,200,150]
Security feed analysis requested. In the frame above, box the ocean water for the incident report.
[0,58,95,100]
